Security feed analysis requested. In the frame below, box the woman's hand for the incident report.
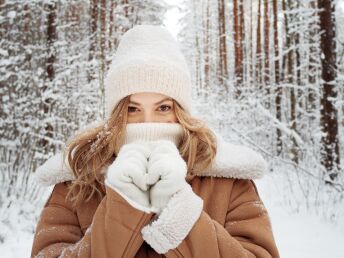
[105,142,151,210]
[147,140,189,213]
[142,140,203,254]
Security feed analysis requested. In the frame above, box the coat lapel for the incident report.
[191,134,267,179]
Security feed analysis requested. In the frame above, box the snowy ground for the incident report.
[256,175,344,258]
[264,205,344,258]
[1,176,344,258]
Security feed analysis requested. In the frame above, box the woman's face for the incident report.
[127,92,178,123]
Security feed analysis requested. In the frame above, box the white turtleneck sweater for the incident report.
[122,122,184,147]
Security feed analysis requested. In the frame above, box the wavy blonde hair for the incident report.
[64,96,217,209]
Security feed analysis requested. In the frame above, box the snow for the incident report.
[1,174,344,257]
[0,190,50,258]
[7,11,16,19]
[269,207,344,258]
[256,175,344,258]
[339,0,344,14]
[0,229,33,258]
[0,49,8,57]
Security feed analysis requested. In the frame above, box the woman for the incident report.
[31,25,279,257]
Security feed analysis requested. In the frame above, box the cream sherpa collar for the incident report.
[33,133,268,187]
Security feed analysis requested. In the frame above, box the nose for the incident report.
[142,111,156,123]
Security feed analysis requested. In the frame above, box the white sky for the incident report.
[339,0,344,13]
[163,0,184,39]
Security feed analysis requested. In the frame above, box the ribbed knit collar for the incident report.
[123,122,184,147]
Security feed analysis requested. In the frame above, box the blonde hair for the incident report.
[64,96,217,209]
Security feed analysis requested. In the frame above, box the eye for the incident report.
[128,106,139,113]
[158,104,172,112]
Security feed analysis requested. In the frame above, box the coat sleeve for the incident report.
[142,179,280,258]
[31,182,154,258]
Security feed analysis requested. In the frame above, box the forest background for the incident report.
[1,0,344,256]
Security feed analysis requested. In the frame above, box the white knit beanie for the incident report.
[104,24,193,118]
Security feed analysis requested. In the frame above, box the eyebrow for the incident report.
[129,98,173,106]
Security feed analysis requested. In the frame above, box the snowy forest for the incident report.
[1,0,344,257]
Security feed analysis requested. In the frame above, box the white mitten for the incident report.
[105,142,152,212]
[147,140,189,213]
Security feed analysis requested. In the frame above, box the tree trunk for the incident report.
[281,0,299,163]
[217,0,228,92]
[99,0,106,117]
[256,0,262,86]
[39,1,57,152]
[88,0,98,83]
[289,0,301,164]
[239,0,245,88]
[273,0,282,155]
[249,0,253,83]
[203,0,210,96]
[263,0,270,106]
[109,1,117,51]
[307,0,318,113]
[318,0,340,179]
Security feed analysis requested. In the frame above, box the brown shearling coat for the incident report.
[31,138,280,258]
